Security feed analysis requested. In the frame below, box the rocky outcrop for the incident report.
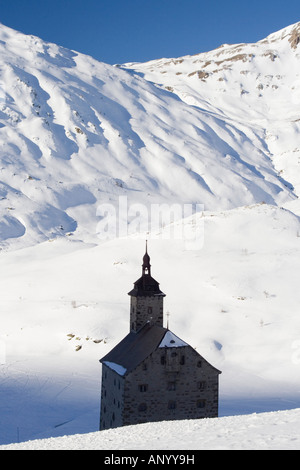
[288,24,300,49]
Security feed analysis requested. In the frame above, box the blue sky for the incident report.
[0,0,299,64]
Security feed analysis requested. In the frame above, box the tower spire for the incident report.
[128,242,165,331]
[142,240,151,276]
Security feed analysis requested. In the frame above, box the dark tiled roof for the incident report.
[128,274,166,297]
[100,323,167,374]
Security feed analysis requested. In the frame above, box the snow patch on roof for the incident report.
[158,330,188,348]
[103,361,127,376]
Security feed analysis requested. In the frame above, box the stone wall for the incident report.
[122,345,219,426]
[130,295,164,331]
[100,364,125,430]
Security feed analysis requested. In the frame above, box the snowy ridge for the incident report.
[125,21,300,207]
[124,21,300,121]
[0,22,299,249]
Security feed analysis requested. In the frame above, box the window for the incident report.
[139,384,148,392]
[168,400,176,410]
[148,307,153,314]
[197,399,206,408]
[138,403,147,412]
[167,382,176,391]
[197,360,202,368]
[180,355,185,365]
[161,355,166,365]
[198,381,206,391]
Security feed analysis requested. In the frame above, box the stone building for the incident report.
[99,246,221,430]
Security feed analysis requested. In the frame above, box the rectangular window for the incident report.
[139,384,148,392]
[198,381,206,390]
[197,399,206,408]
[168,400,176,410]
[167,382,176,391]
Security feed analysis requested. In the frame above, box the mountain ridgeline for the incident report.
[0,22,300,249]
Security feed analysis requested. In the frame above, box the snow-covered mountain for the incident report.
[125,22,300,203]
[1,22,300,448]
[0,21,300,249]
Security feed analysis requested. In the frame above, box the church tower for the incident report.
[128,242,165,332]
[99,244,221,431]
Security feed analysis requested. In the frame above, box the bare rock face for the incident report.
[288,24,300,49]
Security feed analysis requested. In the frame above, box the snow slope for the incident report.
[1,22,300,448]
[0,22,298,250]
[1,408,300,450]
[1,205,300,446]
[125,22,300,211]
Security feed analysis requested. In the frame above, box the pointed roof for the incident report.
[128,242,165,297]
[142,240,151,275]
[100,323,222,377]
[101,323,168,375]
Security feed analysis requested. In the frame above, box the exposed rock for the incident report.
[215,53,254,66]
[188,70,209,80]
[289,24,300,49]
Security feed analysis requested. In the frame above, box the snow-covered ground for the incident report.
[0,206,300,447]
[1,21,300,449]
[1,408,300,450]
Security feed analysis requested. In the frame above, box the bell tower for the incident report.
[128,243,165,332]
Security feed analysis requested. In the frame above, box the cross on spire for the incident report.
[166,311,170,329]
